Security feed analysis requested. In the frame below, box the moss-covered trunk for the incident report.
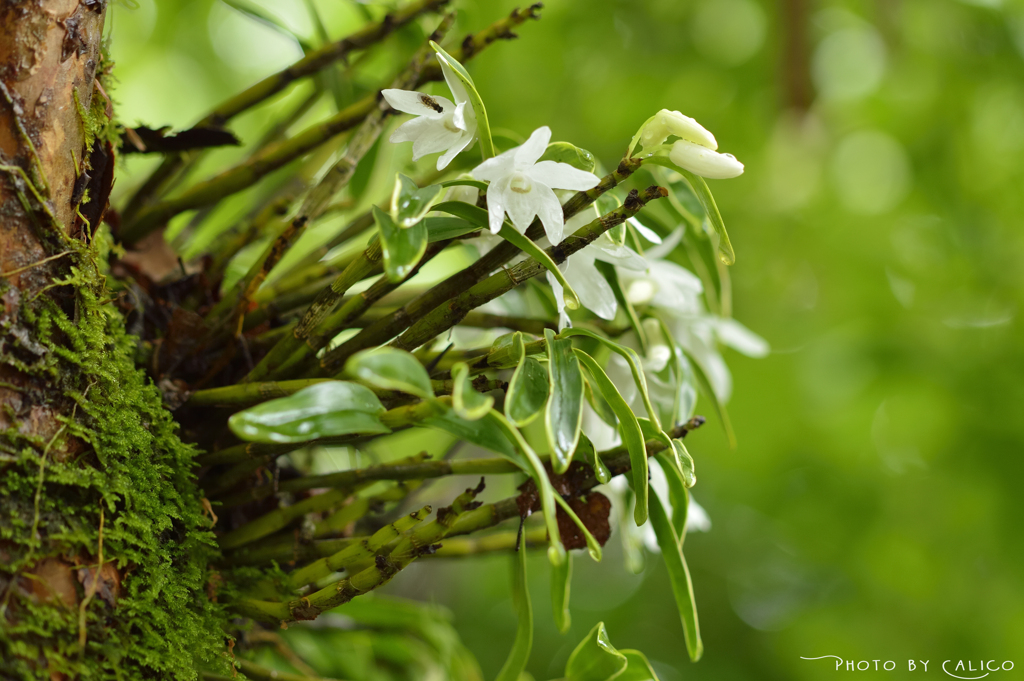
[1,3,227,679]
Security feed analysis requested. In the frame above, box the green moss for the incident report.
[1,247,233,679]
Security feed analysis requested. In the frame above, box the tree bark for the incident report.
[1,3,228,679]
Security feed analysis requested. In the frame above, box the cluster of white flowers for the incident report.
[383,55,765,542]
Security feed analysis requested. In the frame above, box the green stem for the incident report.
[426,527,549,557]
[121,0,449,223]
[119,6,542,244]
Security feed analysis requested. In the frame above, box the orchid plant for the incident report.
[85,4,766,679]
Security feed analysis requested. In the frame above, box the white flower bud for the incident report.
[668,139,744,179]
[641,109,718,150]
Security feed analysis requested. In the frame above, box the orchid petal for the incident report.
[528,160,600,192]
[566,255,618,320]
[502,179,543,234]
[713,318,769,358]
[514,126,552,167]
[472,148,517,182]
[436,130,475,170]
[669,139,744,179]
[532,183,565,244]
[486,175,511,234]
[382,89,448,119]
[438,56,471,106]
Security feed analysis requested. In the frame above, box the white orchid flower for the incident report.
[545,206,647,329]
[382,58,477,170]
[669,139,745,179]
[472,126,600,242]
[639,108,744,179]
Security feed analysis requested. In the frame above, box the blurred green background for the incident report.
[107,0,1024,678]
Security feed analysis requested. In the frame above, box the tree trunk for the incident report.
[1,3,227,679]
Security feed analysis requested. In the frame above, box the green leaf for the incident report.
[439,179,489,192]
[487,411,566,566]
[495,541,533,681]
[679,346,736,447]
[672,439,696,488]
[497,223,580,309]
[506,332,549,426]
[655,453,690,542]
[617,650,661,681]
[374,205,427,283]
[423,216,480,242]
[554,495,603,562]
[648,488,703,662]
[594,260,648,354]
[573,349,649,527]
[345,347,434,399]
[637,158,740,266]
[677,169,735,265]
[451,362,493,420]
[561,327,661,432]
[551,551,572,634]
[390,174,443,228]
[228,381,388,444]
[545,329,584,474]
[423,411,521,464]
[564,622,628,681]
[576,432,611,484]
[429,40,494,159]
[539,141,596,173]
[432,201,581,309]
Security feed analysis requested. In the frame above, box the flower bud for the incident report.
[668,139,744,179]
[641,109,718,150]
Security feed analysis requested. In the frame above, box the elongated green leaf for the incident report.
[451,361,493,420]
[423,410,521,464]
[584,374,618,427]
[374,205,427,283]
[647,155,734,266]
[345,346,434,399]
[594,260,647,353]
[429,41,494,159]
[573,349,648,526]
[565,622,628,681]
[672,440,696,488]
[648,489,703,662]
[495,539,533,681]
[499,224,580,309]
[539,141,596,173]
[678,169,735,265]
[618,650,661,681]
[679,346,736,447]
[228,381,387,443]
[561,327,661,432]
[440,179,489,192]
[576,432,610,484]
[423,216,480,242]
[655,453,690,542]
[545,329,584,474]
[506,332,549,426]
[391,174,443,228]
[551,551,572,634]
[554,495,603,562]
[488,411,566,566]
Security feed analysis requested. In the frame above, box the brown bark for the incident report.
[0,0,106,433]
[779,0,814,111]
